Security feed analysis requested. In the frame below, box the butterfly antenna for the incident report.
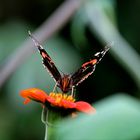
[28,31,43,49]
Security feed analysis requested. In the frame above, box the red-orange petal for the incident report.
[46,97,76,108]
[20,88,49,104]
[75,101,96,114]
[61,100,76,109]
[24,98,31,104]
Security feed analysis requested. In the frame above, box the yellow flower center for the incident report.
[49,92,75,104]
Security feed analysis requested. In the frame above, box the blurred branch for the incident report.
[85,1,140,89]
[0,0,83,88]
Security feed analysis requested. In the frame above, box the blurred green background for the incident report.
[0,0,140,140]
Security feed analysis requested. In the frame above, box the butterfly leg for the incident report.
[71,86,75,97]
[53,83,57,92]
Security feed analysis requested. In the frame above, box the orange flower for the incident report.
[20,88,96,114]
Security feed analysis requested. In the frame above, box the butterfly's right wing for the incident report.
[29,32,61,82]
[71,45,111,87]
[71,59,97,87]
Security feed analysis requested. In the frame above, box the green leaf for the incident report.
[55,94,140,140]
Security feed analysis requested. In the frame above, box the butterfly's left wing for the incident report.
[71,46,110,87]
[29,32,61,83]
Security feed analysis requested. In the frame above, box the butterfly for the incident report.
[29,31,110,95]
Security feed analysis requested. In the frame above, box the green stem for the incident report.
[41,107,49,140]
[41,107,63,140]
[44,123,48,140]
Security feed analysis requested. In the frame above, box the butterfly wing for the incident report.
[71,59,97,86]
[29,32,61,82]
[71,46,110,87]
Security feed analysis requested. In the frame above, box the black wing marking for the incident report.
[29,31,61,82]
[71,45,111,87]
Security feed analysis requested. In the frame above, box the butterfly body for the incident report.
[29,32,110,94]
[58,74,72,93]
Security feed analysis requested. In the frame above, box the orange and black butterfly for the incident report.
[29,32,111,95]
